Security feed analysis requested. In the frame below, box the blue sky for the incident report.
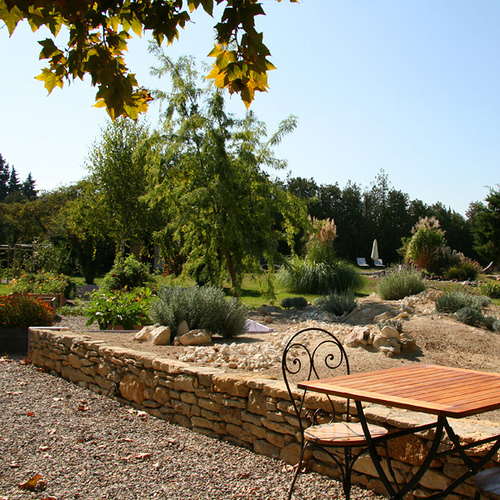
[1,0,500,216]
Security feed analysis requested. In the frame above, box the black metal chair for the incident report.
[282,327,389,500]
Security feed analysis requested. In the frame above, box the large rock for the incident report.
[344,327,370,347]
[374,311,396,323]
[177,320,190,336]
[150,326,171,345]
[380,325,401,339]
[177,329,212,346]
[133,325,156,342]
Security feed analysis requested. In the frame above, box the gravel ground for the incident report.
[0,355,383,500]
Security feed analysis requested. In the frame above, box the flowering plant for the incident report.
[0,294,55,329]
[86,287,153,330]
[11,272,74,296]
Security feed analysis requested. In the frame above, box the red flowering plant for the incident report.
[0,294,55,329]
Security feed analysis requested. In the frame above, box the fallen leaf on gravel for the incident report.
[19,358,30,365]
[41,497,57,500]
[26,411,35,417]
[6,391,23,395]
[39,445,51,451]
[9,463,21,468]
[18,474,42,490]
[52,397,63,401]
[0,356,12,363]
[121,453,152,461]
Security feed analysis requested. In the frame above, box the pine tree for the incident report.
[0,154,9,201]
[22,173,37,200]
[7,167,21,193]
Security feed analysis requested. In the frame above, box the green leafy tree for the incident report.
[52,180,115,283]
[471,187,500,265]
[148,55,307,296]
[1,0,297,119]
[86,118,161,255]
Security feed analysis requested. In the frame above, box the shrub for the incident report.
[453,307,485,327]
[86,288,152,330]
[378,319,403,333]
[0,294,54,328]
[32,239,73,275]
[278,257,364,295]
[314,292,357,316]
[57,299,88,317]
[404,217,446,273]
[478,280,500,299]
[376,267,426,300]
[149,285,248,338]
[101,255,155,291]
[11,271,75,298]
[280,297,308,309]
[444,258,482,281]
[435,292,491,313]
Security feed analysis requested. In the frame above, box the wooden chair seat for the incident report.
[474,467,500,500]
[305,421,388,447]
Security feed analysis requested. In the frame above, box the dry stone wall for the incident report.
[28,327,499,500]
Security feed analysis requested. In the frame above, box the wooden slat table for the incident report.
[298,364,500,499]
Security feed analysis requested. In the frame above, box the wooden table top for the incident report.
[298,364,500,418]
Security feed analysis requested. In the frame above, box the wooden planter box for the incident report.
[0,327,29,353]
[28,293,65,310]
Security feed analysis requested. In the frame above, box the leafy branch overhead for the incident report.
[0,0,297,119]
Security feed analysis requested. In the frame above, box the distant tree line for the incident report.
[284,171,478,265]
[0,154,37,203]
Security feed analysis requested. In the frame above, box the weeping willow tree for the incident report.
[147,51,307,297]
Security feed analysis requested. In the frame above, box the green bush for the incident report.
[278,257,364,295]
[101,255,155,291]
[478,280,500,299]
[376,267,426,300]
[86,288,152,330]
[280,297,308,309]
[154,286,249,338]
[57,299,88,317]
[444,258,482,281]
[0,294,54,328]
[378,319,403,333]
[149,285,248,339]
[314,292,357,316]
[11,271,75,298]
[453,307,485,327]
[435,292,491,313]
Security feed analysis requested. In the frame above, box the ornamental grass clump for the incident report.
[0,294,54,328]
[435,292,491,313]
[376,267,426,300]
[478,280,500,299]
[278,258,364,295]
[149,285,248,339]
[314,292,357,316]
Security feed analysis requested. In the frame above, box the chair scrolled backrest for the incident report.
[282,327,351,435]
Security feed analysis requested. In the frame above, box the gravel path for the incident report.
[0,355,383,500]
